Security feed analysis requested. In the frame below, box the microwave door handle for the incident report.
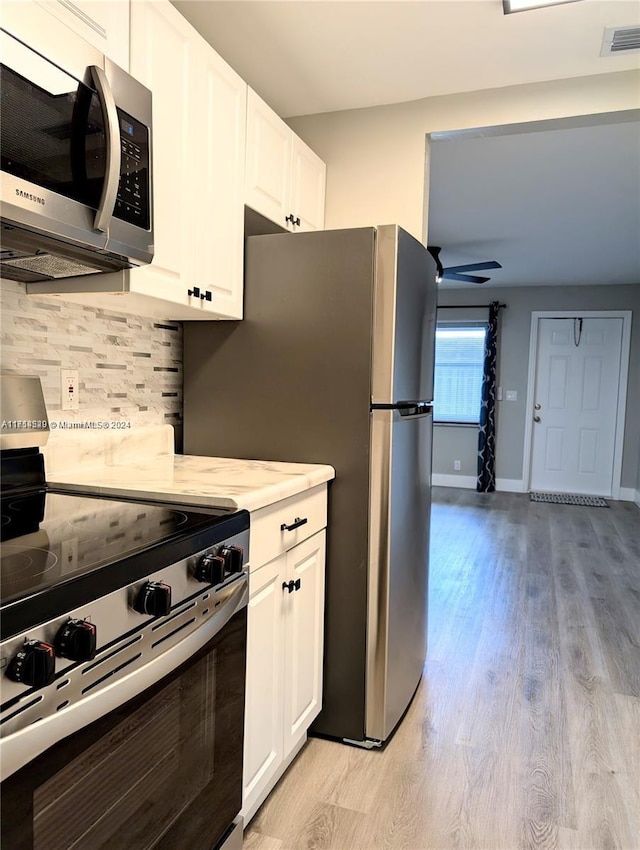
[89,65,120,233]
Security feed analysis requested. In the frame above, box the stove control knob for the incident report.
[55,619,97,662]
[134,581,172,617]
[221,545,244,575]
[7,640,56,687]
[194,552,225,585]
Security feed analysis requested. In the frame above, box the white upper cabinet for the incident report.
[126,1,247,319]
[126,0,246,320]
[0,1,105,72]
[245,90,293,228]
[290,135,327,233]
[23,0,247,321]
[127,0,194,311]
[34,0,130,70]
[246,88,326,233]
[189,36,246,319]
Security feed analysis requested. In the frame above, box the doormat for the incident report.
[529,492,609,507]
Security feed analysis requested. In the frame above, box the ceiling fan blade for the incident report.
[441,271,490,284]
[443,260,502,273]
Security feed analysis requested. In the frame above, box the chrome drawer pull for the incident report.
[280,516,308,532]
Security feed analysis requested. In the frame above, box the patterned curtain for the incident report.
[477,301,501,492]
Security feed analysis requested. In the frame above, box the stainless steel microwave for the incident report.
[0,27,153,283]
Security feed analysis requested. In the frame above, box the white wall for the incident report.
[288,70,640,242]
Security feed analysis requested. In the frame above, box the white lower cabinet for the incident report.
[283,533,326,755]
[242,526,326,825]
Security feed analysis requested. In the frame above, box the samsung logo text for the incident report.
[15,189,46,206]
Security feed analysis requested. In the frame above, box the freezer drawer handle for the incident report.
[280,516,308,532]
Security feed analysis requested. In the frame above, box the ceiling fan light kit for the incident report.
[427,246,502,285]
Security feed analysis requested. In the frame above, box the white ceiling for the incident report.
[172,0,640,118]
[171,0,640,288]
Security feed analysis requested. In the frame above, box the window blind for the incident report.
[434,326,487,424]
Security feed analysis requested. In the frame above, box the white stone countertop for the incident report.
[48,454,335,512]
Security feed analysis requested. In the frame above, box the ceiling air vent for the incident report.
[601,25,640,56]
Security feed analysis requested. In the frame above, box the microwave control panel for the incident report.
[114,108,150,231]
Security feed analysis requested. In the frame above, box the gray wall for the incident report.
[433,284,640,491]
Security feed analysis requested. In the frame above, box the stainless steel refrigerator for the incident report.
[183,225,437,746]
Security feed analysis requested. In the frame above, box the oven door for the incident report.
[1,605,246,850]
[0,28,152,279]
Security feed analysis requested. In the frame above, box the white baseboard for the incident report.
[618,487,640,502]
[432,474,476,489]
[432,477,639,503]
[432,474,525,493]
[496,478,526,493]
[618,487,640,505]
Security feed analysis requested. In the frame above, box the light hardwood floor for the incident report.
[244,488,640,850]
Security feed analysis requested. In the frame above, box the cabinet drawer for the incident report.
[250,484,327,571]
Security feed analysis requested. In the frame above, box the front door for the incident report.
[529,317,624,497]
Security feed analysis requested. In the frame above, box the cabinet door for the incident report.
[242,556,285,817]
[290,136,326,232]
[190,40,246,319]
[283,530,326,758]
[2,1,104,76]
[245,88,292,230]
[34,0,130,69]
[128,0,195,309]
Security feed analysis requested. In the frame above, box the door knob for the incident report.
[534,403,541,410]
[533,415,541,423]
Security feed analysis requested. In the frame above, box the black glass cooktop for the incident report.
[1,488,247,622]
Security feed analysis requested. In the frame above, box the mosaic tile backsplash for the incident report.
[0,281,183,430]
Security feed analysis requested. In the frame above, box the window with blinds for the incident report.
[434,325,487,424]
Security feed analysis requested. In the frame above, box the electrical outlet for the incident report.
[61,370,79,410]
[60,537,78,571]
[454,460,461,471]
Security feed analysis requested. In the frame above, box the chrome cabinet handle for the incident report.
[90,66,120,233]
[533,415,541,423]
[280,516,308,532]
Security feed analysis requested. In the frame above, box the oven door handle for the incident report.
[90,65,120,233]
[0,577,248,783]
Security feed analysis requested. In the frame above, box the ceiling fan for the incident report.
[427,246,502,284]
